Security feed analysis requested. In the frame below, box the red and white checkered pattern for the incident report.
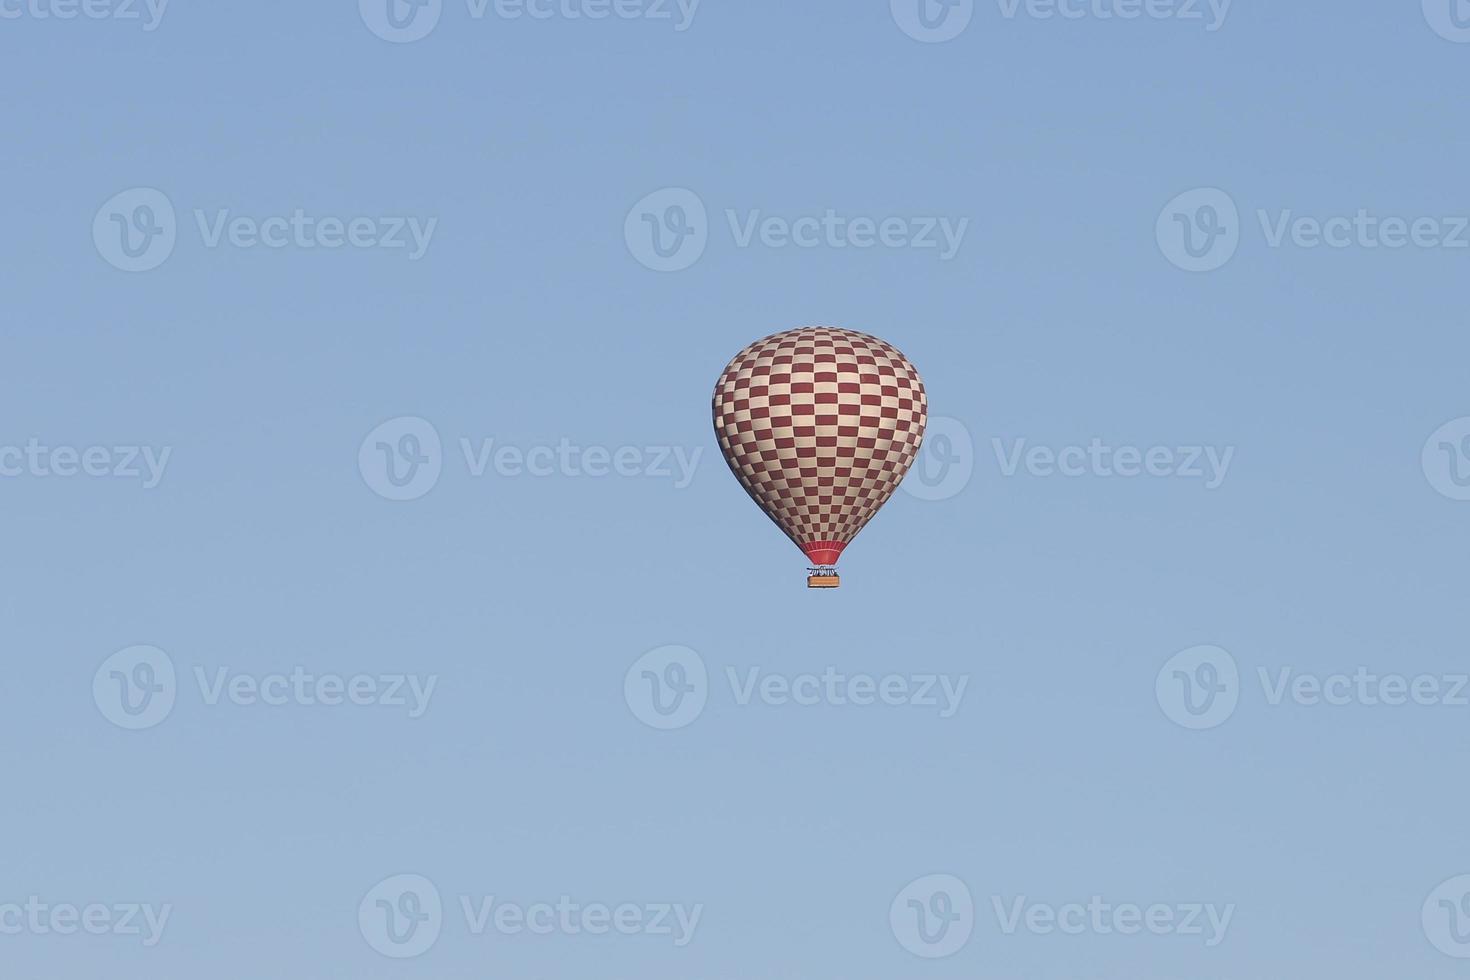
[712,326,927,563]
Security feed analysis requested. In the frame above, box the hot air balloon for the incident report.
[712,326,927,588]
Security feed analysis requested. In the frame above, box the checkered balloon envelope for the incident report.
[712,326,927,588]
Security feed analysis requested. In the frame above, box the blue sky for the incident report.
[3,1,1470,977]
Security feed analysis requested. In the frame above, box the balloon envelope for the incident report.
[712,326,927,574]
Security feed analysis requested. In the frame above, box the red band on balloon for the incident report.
[802,541,847,567]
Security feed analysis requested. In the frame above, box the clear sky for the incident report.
[4,1,1470,977]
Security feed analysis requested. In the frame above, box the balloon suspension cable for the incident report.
[807,566,840,589]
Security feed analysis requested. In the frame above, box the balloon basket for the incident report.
[807,567,840,589]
